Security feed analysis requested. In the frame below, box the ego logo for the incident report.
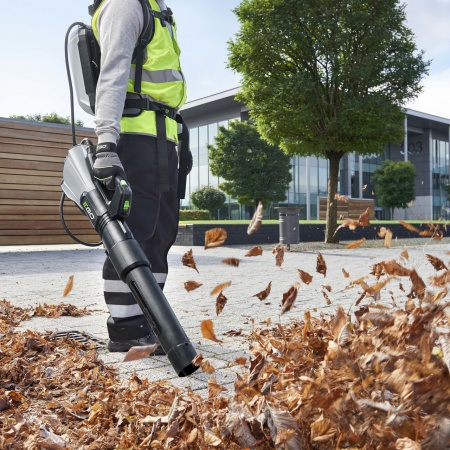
[82,201,95,220]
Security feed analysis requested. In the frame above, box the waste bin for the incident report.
[276,207,300,248]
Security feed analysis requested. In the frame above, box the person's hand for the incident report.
[92,142,127,190]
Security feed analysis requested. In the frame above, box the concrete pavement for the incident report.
[1,239,449,397]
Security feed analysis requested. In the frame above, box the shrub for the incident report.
[179,210,210,221]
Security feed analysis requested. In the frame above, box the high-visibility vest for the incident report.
[92,0,187,142]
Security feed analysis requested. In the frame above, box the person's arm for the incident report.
[94,0,143,144]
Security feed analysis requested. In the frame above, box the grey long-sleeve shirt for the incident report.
[94,0,143,144]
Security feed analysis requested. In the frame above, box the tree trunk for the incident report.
[325,151,344,243]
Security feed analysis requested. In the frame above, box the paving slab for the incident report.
[2,238,450,395]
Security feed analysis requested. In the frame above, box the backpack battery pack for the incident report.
[67,25,100,115]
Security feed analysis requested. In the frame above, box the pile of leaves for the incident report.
[3,248,450,448]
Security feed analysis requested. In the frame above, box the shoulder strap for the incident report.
[88,0,103,17]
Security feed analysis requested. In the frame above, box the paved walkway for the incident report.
[1,238,449,397]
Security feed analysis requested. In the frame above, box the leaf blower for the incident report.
[60,22,199,377]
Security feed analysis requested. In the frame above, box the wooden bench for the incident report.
[319,197,375,221]
[0,118,99,245]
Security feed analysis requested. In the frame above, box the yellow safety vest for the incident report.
[92,0,187,142]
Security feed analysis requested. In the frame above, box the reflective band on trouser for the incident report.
[129,67,183,84]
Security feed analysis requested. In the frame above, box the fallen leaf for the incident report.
[123,344,159,362]
[280,283,300,315]
[358,207,370,227]
[201,320,222,342]
[216,292,227,316]
[322,290,331,305]
[184,280,203,292]
[399,221,420,234]
[378,227,387,237]
[253,282,272,301]
[426,254,448,271]
[316,252,327,277]
[401,249,409,260]
[272,244,285,268]
[205,227,227,249]
[247,201,263,235]
[345,238,366,249]
[210,281,231,297]
[245,246,263,257]
[63,275,74,297]
[221,258,240,267]
[409,269,426,299]
[342,268,350,278]
[298,269,313,285]
[384,229,393,248]
[182,249,199,273]
[334,194,349,202]
[334,217,359,235]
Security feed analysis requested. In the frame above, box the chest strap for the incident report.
[124,96,189,199]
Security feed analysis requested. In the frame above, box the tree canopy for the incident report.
[372,160,417,218]
[228,0,429,241]
[10,113,83,127]
[190,186,226,218]
[208,121,291,207]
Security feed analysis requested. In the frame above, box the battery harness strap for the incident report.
[88,1,188,199]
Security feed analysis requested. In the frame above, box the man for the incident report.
[90,0,189,354]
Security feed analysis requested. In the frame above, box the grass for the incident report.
[178,219,449,225]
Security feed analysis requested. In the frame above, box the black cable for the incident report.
[59,193,102,247]
[61,23,102,247]
[64,22,86,147]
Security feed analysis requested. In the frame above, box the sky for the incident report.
[0,0,449,129]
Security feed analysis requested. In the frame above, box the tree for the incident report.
[372,160,417,219]
[10,113,83,127]
[190,186,226,219]
[228,0,430,242]
[208,121,291,207]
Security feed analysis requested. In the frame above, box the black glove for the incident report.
[92,142,127,190]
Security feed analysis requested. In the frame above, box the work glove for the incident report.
[92,142,127,190]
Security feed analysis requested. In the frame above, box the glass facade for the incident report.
[432,138,449,219]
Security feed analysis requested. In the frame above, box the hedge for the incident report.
[179,210,210,221]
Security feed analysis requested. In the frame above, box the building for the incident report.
[181,87,450,221]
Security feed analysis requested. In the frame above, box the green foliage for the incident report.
[190,186,226,217]
[372,160,417,213]
[228,0,430,241]
[208,121,291,206]
[10,113,83,127]
[179,209,210,221]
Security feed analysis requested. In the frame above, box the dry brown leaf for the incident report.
[322,284,332,292]
[216,292,227,316]
[123,344,159,362]
[200,359,215,374]
[63,275,74,297]
[184,280,203,292]
[192,353,204,367]
[342,268,350,278]
[181,249,199,273]
[311,416,337,443]
[247,201,263,235]
[345,237,366,249]
[235,357,247,365]
[334,193,349,202]
[409,269,426,299]
[210,281,231,297]
[272,243,285,268]
[205,227,227,249]
[316,252,327,277]
[203,424,223,445]
[334,217,359,235]
[331,306,347,341]
[401,249,409,260]
[280,283,300,315]
[358,207,370,227]
[399,221,420,234]
[253,282,272,301]
[381,260,411,277]
[378,226,387,237]
[298,269,313,285]
[384,229,393,248]
[322,290,331,305]
[200,320,222,342]
[221,258,240,267]
[245,246,263,257]
[426,254,448,271]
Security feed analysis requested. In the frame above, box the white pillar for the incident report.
[306,157,311,220]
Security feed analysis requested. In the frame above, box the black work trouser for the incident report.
[103,133,179,341]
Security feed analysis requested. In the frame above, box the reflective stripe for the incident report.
[129,67,183,84]
[107,303,143,318]
[104,273,167,293]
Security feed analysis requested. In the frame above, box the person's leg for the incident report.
[101,134,178,352]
